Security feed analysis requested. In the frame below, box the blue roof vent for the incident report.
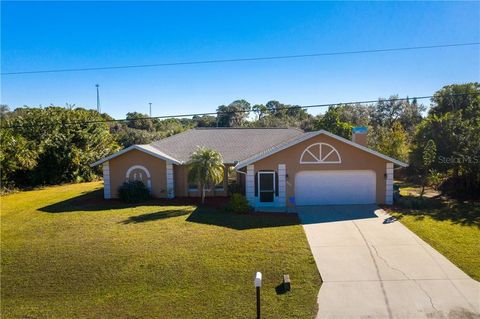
[352,127,368,134]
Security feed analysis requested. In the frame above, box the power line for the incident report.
[2,42,479,75]
[1,92,477,129]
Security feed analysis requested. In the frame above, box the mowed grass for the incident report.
[1,182,321,318]
[387,184,480,281]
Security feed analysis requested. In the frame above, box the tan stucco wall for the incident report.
[106,134,391,202]
[174,163,230,197]
[251,134,390,207]
[174,164,188,197]
[108,149,167,198]
[352,133,367,147]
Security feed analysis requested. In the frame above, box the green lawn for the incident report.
[1,182,321,318]
[386,183,480,281]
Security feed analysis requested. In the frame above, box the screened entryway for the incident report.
[258,171,275,203]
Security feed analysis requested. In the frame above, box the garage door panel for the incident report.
[295,170,376,205]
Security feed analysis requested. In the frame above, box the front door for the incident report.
[258,171,275,203]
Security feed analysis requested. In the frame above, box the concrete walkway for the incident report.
[297,205,480,319]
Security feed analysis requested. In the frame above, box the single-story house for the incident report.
[91,127,407,211]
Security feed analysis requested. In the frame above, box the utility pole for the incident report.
[96,84,101,113]
[149,102,152,117]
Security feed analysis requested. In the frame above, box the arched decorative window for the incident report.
[126,165,152,190]
[300,143,341,164]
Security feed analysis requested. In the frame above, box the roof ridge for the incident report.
[150,127,304,146]
[149,128,193,146]
[146,126,304,164]
[193,127,302,130]
[236,131,310,162]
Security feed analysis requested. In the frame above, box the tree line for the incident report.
[1,82,478,197]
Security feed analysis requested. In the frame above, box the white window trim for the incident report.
[277,164,286,207]
[125,165,152,190]
[300,142,341,164]
[166,162,174,199]
[385,163,394,205]
[103,161,111,199]
[246,165,255,205]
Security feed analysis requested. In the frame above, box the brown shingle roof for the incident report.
[149,127,304,164]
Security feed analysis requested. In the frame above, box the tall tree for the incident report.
[187,148,224,204]
[113,126,164,147]
[313,106,353,139]
[1,106,120,188]
[126,112,156,131]
[193,115,217,127]
[252,104,269,121]
[264,100,309,119]
[420,139,437,198]
[0,104,10,119]
[216,100,251,127]
[0,127,39,188]
[369,121,409,162]
[410,83,480,196]
[336,103,372,127]
[155,118,193,136]
[371,95,405,128]
[251,100,311,128]
[430,83,479,116]
[398,97,426,134]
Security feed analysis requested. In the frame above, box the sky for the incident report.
[1,1,479,119]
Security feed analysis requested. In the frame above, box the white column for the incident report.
[246,165,255,206]
[278,164,286,208]
[103,161,111,199]
[385,163,394,205]
[166,162,174,199]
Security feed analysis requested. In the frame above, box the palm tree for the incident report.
[187,147,224,204]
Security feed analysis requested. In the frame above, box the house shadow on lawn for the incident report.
[120,209,191,224]
[119,208,299,229]
[39,188,199,213]
[186,208,300,230]
[390,195,480,228]
[297,205,379,225]
[39,188,299,230]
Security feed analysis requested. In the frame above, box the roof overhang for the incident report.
[90,144,181,167]
[235,130,408,169]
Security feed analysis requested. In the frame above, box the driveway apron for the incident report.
[297,205,480,319]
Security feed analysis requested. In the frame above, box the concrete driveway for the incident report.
[297,205,480,319]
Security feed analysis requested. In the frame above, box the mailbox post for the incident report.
[254,272,262,319]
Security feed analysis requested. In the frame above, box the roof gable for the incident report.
[90,144,181,167]
[235,130,408,169]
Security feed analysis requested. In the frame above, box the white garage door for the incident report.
[295,170,376,205]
